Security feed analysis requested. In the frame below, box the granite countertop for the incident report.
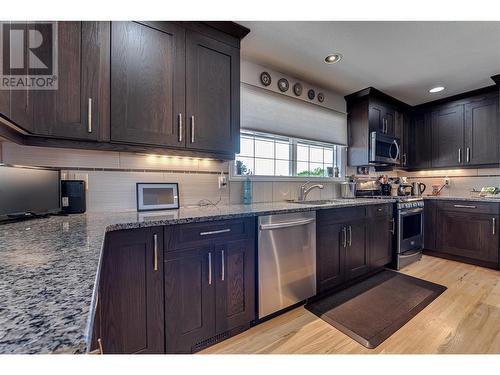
[423,196,500,202]
[0,198,394,354]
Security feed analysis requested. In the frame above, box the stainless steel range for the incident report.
[355,181,424,270]
[395,197,424,270]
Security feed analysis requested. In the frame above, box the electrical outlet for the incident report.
[444,177,450,187]
[218,174,227,189]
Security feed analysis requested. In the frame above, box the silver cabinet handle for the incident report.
[391,218,395,234]
[453,204,476,209]
[208,252,212,285]
[153,234,158,271]
[342,226,347,248]
[178,113,183,142]
[466,147,470,163]
[221,250,225,281]
[493,218,496,235]
[97,338,104,354]
[347,225,352,247]
[458,148,462,164]
[403,153,407,166]
[87,98,92,133]
[259,218,315,231]
[200,228,231,236]
[190,115,195,143]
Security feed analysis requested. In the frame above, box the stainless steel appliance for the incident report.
[396,198,424,270]
[370,132,400,165]
[411,182,427,196]
[258,211,316,319]
[341,181,357,198]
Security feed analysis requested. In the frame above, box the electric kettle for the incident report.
[411,182,426,196]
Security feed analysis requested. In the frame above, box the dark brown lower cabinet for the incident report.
[317,222,346,292]
[164,246,215,353]
[345,219,369,280]
[165,220,256,353]
[436,211,499,264]
[368,215,393,268]
[317,204,393,294]
[424,200,437,250]
[97,227,165,354]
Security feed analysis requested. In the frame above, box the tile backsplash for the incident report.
[0,142,342,211]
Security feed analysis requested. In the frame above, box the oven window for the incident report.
[402,213,422,239]
[143,188,174,205]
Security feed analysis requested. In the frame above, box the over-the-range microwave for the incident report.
[369,131,401,165]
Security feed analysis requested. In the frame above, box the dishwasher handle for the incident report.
[259,217,316,231]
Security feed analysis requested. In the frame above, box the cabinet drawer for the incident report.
[317,206,366,225]
[168,218,254,251]
[438,200,500,215]
[366,203,392,218]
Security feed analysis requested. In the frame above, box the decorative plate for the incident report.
[260,71,272,86]
[278,78,289,92]
[307,89,315,100]
[293,82,302,96]
[317,92,325,102]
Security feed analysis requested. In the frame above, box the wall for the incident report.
[1,142,342,211]
[401,168,500,197]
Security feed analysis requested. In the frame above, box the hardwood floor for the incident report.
[201,255,500,354]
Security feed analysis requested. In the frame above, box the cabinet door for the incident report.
[409,112,432,169]
[424,200,437,250]
[316,223,346,292]
[214,238,255,334]
[111,21,185,147]
[32,22,109,140]
[186,30,240,154]
[465,96,499,165]
[345,219,369,280]
[99,227,164,354]
[369,101,384,133]
[431,104,465,168]
[368,216,393,268]
[384,108,395,136]
[436,211,499,263]
[165,246,215,353]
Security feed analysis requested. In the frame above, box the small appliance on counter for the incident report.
[411,182,426,197]
[61,180,86,214]
[136,183,180,211]
[0,164,61,222]
[341,175,357,198]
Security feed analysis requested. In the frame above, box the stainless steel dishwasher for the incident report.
[258,211,316,319]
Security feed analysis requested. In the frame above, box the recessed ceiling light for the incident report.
[324,53,343,64]
[429,86,445,93]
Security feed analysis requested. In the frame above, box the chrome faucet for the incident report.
[298,181,324,201]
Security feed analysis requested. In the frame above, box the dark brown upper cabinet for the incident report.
[186,31,240,154]
[110,22,185,147]
[369,99,395,136]
[0,21,249,159]
[0,22,110,140]
[408,111,432,169]
[431,103,465,168]
[96,227,165,354]
[345,87,409,166]
[464,94,499,165]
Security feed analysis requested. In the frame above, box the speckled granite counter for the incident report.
[0,198,394,354]
[423,196,500,202]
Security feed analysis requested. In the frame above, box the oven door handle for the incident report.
[399,208,423,216]
[399,249,422,258]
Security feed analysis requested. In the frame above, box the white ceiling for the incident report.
[239,21,500,105]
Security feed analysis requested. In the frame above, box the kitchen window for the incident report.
[232,130,346,180]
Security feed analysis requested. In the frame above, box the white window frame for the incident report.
[230,130,347,182]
